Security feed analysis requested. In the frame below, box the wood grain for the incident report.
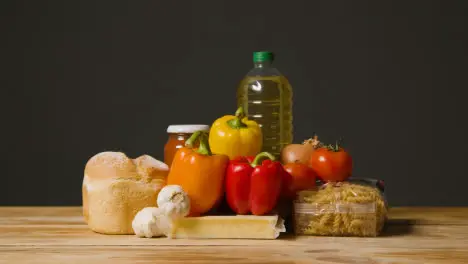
[0,207,467,263]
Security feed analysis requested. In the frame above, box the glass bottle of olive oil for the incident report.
[237,51,293,157]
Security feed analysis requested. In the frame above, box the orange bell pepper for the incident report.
[167,131,229,216]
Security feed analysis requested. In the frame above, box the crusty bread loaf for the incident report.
[83,152,168,234]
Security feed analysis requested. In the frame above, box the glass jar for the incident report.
[164,124,210,167]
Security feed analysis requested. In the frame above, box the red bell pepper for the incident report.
[225,152,284,215]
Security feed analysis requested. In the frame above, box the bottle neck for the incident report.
[254,61,273,68]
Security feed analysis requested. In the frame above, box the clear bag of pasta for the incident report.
[293,179,387,237]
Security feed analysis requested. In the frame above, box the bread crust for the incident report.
[82,152,168,234]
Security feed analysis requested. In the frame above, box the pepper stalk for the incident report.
[227,106,248,129]
[251,152,276,167]
[185,131,212,156]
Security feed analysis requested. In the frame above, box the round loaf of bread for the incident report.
[82,151,168,234]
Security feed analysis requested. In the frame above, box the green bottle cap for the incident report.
[253,51,274,62]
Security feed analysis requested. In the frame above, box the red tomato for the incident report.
[282,162,317,198]
[309,147,352,182]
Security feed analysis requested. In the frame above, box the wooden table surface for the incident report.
[0,207,467,264]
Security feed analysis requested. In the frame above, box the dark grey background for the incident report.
[1,1,467,206]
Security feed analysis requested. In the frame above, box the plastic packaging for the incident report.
[237,51,293,157]
[293,181,387,237]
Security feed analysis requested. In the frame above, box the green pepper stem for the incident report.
[227,106,248,129]
[251,152,276,167]
[185,131,212,156]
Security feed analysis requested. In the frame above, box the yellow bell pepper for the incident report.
[209,106,263,159]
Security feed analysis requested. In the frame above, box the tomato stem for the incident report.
[327,138,344,152]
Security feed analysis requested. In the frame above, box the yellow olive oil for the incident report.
[237,52,293,157]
